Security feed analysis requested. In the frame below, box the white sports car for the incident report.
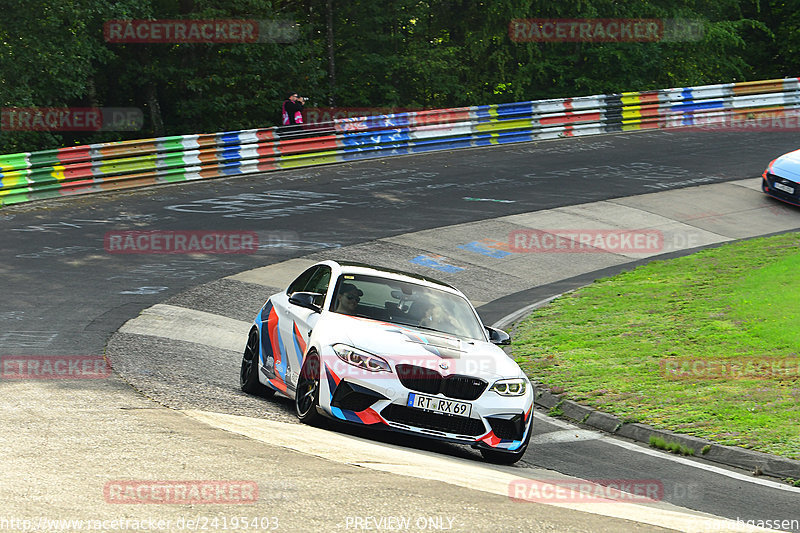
[240,260,533,464]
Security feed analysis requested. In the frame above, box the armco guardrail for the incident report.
[1,77,798,207]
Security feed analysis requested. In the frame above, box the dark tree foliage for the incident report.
[0,0,793,153]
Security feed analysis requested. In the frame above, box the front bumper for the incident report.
[762,172,800,206]
[320,359,534,451]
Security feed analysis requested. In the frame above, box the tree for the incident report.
[0,0,794,154]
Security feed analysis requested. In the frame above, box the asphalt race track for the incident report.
[2,128,800,532]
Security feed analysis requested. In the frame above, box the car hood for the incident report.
[771,149,800,183]
[319,314,523,379]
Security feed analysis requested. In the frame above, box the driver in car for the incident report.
[334,283,363,315]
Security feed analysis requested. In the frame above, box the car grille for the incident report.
[395,364,488,401]
[380,404,486,436]
[441,375,489,400]
[766,173,800,203]
[395,364,440,395]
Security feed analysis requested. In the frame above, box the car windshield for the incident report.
[330,273,486,341]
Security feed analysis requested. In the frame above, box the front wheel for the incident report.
[295,351,321,424]
[240,328,274,397]
[479,417,533,465]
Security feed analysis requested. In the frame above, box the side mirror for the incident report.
[486,326,511,345]
[289,292,323,313]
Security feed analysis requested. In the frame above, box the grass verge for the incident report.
[649,435,694,456]
[512,232,800,460]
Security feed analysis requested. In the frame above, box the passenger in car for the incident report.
[414,298,454,331]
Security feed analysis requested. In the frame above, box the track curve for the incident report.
[3,128,800,531]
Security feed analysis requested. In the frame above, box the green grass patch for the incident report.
[512,232,800,460]
[549,400,565,418]
[649,436,695,456]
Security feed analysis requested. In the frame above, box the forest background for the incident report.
[1,0,797,153]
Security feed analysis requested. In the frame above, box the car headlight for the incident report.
[333,344,391,373]
[490,378,527,396]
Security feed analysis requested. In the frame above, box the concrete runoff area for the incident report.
[0,379,682,533]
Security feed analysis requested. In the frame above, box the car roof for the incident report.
[327,260,457,290]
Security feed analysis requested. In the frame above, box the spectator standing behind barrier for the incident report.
[281,92,305,134]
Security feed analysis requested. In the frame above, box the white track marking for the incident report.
[227,257,316,287]
[534,412,800,494]
[491,295,560,328]
[119,303,250,352]
[184,409,779,533]
[529,429,604,445]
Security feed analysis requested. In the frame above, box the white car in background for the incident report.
[239,260,534,464]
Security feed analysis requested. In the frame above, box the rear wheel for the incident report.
[479,417,533,465]
[240,328,274,397]
[295,351,321,424]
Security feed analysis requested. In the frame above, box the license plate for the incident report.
[774,182,794,194]
[407,393,472,417]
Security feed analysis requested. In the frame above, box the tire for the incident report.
[240,328,274,397]
[479,417,533,465]
[295,351,321,424]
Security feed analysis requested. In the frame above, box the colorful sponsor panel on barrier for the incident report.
[1,78,798,207]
